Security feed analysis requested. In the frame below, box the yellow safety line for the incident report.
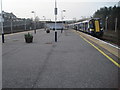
[73,30,120,68]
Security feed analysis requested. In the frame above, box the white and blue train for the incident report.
[69,18,104,37]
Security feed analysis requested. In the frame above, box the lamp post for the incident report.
[1,0,4,43]
[54,0,57,42]
[61,10,66,33]
[43,16,46,20]
[43,16,46,30]
[31,11,36,34]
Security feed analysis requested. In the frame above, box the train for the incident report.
[69,18,104,37]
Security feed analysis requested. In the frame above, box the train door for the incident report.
[85,22,88,32]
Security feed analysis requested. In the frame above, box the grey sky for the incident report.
[2,0,119,21]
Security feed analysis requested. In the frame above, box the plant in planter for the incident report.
[24,33,33,43]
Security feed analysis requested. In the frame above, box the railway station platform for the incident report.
[2,29,119,88]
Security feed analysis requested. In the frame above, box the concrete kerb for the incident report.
[75,30,119,58]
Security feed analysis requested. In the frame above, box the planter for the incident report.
[25,37,33,43]
[24,33,33,43]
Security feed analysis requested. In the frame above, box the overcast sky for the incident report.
[1,0,119,21]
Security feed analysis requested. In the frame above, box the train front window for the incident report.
[89,21,94,29]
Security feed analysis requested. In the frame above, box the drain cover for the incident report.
[13,39,19,41]
[45,42,52,44]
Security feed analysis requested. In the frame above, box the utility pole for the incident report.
[54,0,57,42]
[115,17,117,32]
[1,0,4,43]
[61,10,66,33]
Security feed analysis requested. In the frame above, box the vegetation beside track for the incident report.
[102,30,120,47]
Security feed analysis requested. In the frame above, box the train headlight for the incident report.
[90,29,94,31]
[101,28,103,31]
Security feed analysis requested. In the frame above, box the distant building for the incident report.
[0,11,32,28]
[118,1,120,7]
[0,11,17,21]
[0,11,43,34]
